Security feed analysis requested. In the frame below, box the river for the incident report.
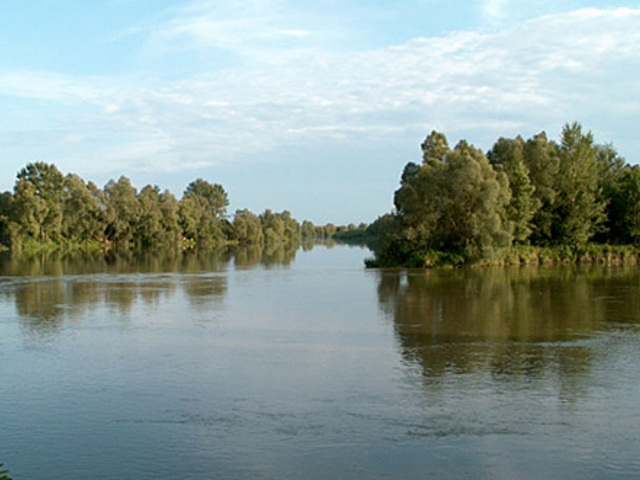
[1,244,640,479]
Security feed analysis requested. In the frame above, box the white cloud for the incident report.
[148,0,318,62]
[1,7,640,180]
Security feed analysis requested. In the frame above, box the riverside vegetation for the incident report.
[0,163,344,255]
[366,122,640,267]
[3,122,640,268]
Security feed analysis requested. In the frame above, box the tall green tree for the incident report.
[184,179,229,220]
[608,166,640,244]
[595,144,627,243]
[280,210,301,243]
[523,132,560,242]
[158,189,182,246]
[133,185,181,248]
[104,176,141,246]
[301,220,315,239]
[261,209,286,245]
[232,209,264,245]
[179,179,228,247]
[136,185,164,248]
[432,140,512,258]
[553,122,607,246]
[12,162,65,243]
[9,178,48,246]
[386,133,512,264]
[0,192,12,246]
[488,137,540,244]
[421,130,449,165]
[63,174,107,242]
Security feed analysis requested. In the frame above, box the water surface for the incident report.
[1,246,640,479]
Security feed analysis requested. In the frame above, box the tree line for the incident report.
[0,162,337,253]
[370,122,640,267]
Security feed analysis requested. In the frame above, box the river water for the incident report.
[1,244,640,479]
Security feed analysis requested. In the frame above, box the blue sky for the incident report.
[1,0,639,224]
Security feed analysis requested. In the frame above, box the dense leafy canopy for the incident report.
[0,166,317,253]
[371,123,640,266]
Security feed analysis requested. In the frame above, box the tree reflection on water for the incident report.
[377,266,640,386]
[0,464,13,480]
[0,243,303,335]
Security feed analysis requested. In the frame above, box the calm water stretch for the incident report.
[1,245,640,479]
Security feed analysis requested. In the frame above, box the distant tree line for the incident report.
[370,122,640,266]
[0,162,322,253]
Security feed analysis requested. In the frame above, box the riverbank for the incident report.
[366,244,640,269]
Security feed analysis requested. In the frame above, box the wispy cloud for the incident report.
[146,0,322,64]
[1,7,639,180]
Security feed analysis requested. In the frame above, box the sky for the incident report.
[1,0,639,225]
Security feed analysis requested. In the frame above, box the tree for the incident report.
[63,174,107,242]
[158,189,182,246]
[609,166,640,244]
[184,179,229,220]
[488,137,540,244]
[9,178,48,246]
[104,176,142,246]
[523,132,560,242]
[133,185,181,248]
[421,130,449,165]
[553,122,607,246]
[258,210,301,246]
[232,209,264,245]
[432,140,512,258]
[324,223,337,238]
[595,144,627,243]
[136,185,164,248]
[13,162,65,242]
[382,132,512,265]
[0,191,12,246]
[280,210,301,243]
[180,179,229,247]
[261,209,285,245]
[178,195,223,247]
[301,220,315,239]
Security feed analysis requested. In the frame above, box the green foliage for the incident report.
[104,176,141,246]
[2,163,312,255]
[331,223,373,244]
[184,178,229,220]
[488,137,540,244]
[610,166,640,244]
[16,162,65,242]
[0,463,12,480]
[366,213,408,266]
[179,192,223,247]
[158,189,182,246]
[301,220,315,239]
[595,145,637,245]
[9,177,48,247]
[260,209,301,246]
[9,162,67,247]
[551,122,607,246]
[371,122,639,268]
[232,209,264,245]
[0,192,12,247]
[179,179,230,247]
[135,185,181,249]
[421,130,449,165]
[523,132,560,242]
[63,175,108,242]
[382,132,512,266]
